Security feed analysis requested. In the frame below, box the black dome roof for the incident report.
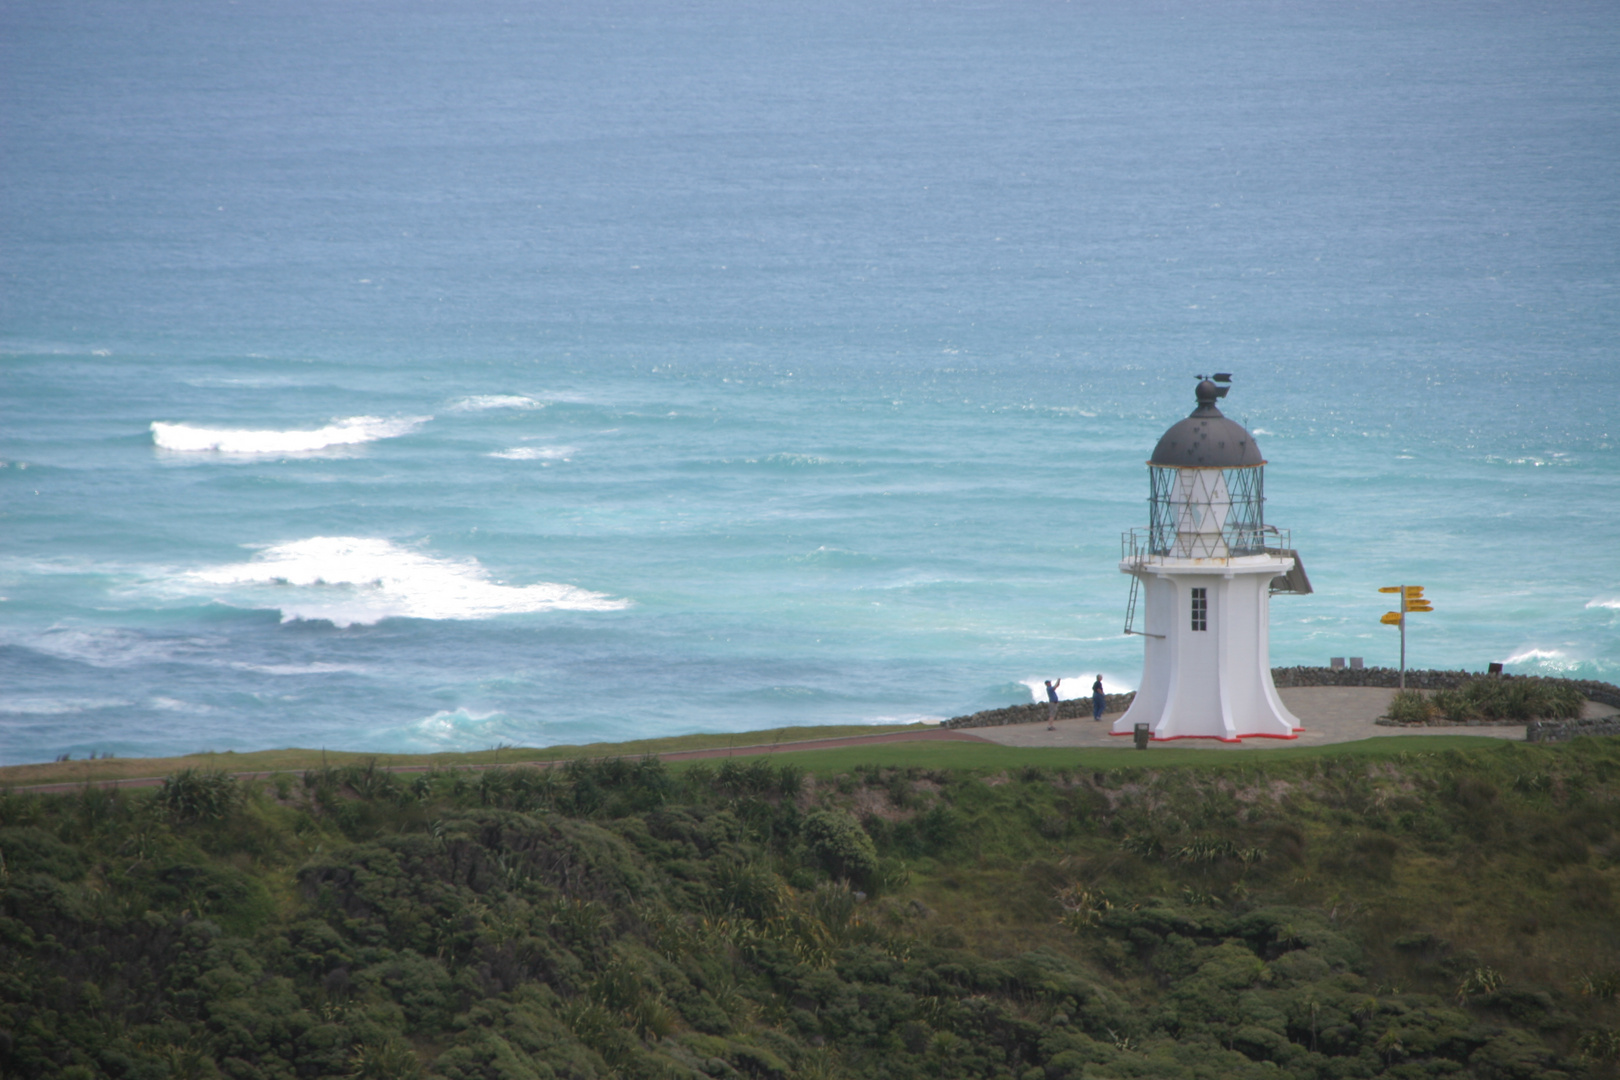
[1149,380,1264,467]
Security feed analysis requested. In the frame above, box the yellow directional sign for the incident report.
[1378,584,1434,689]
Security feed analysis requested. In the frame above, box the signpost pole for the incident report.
[1399,585,1406,691]
[1379,585,1429,692]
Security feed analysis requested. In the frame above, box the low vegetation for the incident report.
[3,739,1619,1078]
[1387,678,1587,725]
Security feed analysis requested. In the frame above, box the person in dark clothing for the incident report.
[1092,675,1106,721]
[1045,679,1062,729]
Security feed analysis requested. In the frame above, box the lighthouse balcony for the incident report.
[1121,527,1312,595]
[1121,525,1290,563]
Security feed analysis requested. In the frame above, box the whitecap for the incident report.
[451,395,545,412]
[180,536,630,627]
[793,546,880,565]
[151,415,428,455]
[393,707,530,750]
[1586,597,1620,611]
[858,713,948,726]
[225,661,367,675]
[1502,647,1585,674]
[412,707,507,740]
[150,696,214,713]
[1504,647,1566,663]
[24,626,186,668]
[489,446,575,461]
[761,453,834,466]
[0,696,130,715]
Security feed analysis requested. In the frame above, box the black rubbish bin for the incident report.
[1133,723,1151,750]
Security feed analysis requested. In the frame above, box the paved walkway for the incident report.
[970,686,1615,750]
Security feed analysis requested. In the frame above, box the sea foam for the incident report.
[25,627,186,668]
[489,446,574,461]
[0,696,130,715]
[451,395,544,411]
[183,537,629,627]
[373,707,528,753]
[1503,647,1587,675]
[151,415,427,454]
[1505,648,1567,663]
[1021,673,1138,702]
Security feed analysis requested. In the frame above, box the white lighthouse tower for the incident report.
[1114,377,1312,742]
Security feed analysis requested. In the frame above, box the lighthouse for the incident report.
[1114,376,1312,742]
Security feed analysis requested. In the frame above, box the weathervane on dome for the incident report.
[1115,374,1312,742]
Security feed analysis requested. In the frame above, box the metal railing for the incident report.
[1121,525,1291,565]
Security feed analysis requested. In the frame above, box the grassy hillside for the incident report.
[0,725,933,788]
[2,738,1618,1079]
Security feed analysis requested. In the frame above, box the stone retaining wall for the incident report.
[944,694,1137,729]
[1271,665,1620,711]
[1525,718,1620,743]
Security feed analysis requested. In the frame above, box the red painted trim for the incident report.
[1106,730,1299,743]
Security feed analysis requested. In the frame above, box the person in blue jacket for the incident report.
[1092,675,1106,721]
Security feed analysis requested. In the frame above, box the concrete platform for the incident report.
[970,686,1617,750]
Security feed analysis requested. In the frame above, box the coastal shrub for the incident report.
[717,758,779,799]
[1430,687,1473,720]
[0,826,87,880]
[776,763,806,798]
[4,741,1619,1080]
[802,808,879,887]
[1386,691,1436,724]
[712,857,787,920]
[1389,679,1586,723]
[1576,971,1620,1000]
[1463,678,1585,722]
[1577,1028,1620,1064]
[347,1039,422,1080]
[156,768,242,823]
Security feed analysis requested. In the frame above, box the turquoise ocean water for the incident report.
[2,0,1617,764]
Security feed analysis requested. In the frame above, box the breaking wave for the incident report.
[151,415,427,454]
[0,696,130,715]
[1021,673,1138,701]
[450,395,545,412]
[181,536,630,627]
[489,445,575,461]
[1502,647,1587,675]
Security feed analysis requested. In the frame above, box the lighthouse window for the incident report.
[1190,588,1207,631]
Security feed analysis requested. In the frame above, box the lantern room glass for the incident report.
[1147,464,1266,558]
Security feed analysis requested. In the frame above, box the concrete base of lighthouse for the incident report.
[1113,553,1302,742]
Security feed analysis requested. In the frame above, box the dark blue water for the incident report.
[2,0,1617,763]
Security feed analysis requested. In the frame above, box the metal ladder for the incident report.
[1122,572,1164,638]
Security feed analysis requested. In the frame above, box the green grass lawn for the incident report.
[670,734,1529,774]
[0,723,933,786]
[3,730,1540,790]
